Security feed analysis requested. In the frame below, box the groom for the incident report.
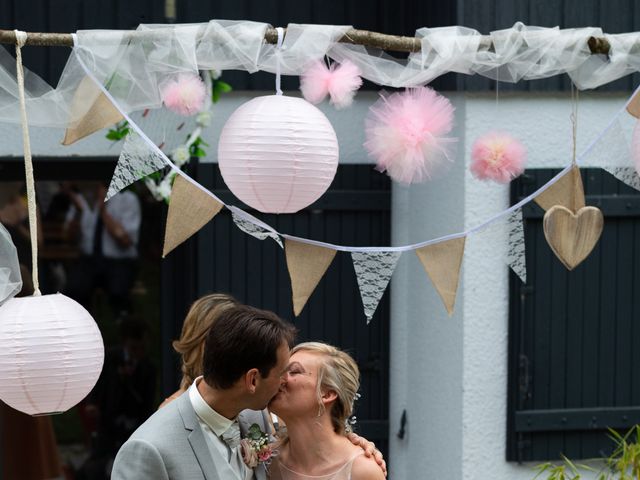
[111,304,295,480]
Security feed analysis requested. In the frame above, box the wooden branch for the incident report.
[0,26,615,54]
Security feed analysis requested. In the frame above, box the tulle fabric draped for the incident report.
[1,21,640,128]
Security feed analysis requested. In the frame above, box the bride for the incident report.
[267,342,385,480]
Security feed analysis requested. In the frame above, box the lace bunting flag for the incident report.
[107,132,168,200]
[351,251,402,323]
[231,213,283,249]
[506,208,527,284]
[603,166,640,192]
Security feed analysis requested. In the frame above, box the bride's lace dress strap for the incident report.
[271,452,364,480]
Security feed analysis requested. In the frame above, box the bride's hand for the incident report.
[347,432,387,477]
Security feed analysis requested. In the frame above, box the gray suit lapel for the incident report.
[177,394,220,480]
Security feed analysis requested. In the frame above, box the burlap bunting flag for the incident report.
[62,76,124,145]
[627,89,640,118]
[534,165,585,212]
[162,175,224,257]
[415,236,466,316]
[285,239,336,316]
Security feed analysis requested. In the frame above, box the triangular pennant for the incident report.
[62,76,124,145]
[162,175,224,257]
[534,165,585,212]
[351,251,401,323]
[415,236,466,316]
[107,132,167,200]
[231,213,283,249]
[285,239,337,316]
[627,90,640,118]
[603,166,640,192]
[506,209,527,283]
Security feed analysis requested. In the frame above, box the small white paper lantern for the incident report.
[218,95,339,213]
[0,293,104,415]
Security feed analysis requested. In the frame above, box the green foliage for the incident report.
[188,136,209,158]
[534,426,640,480]
[106,120,130,141]
[212,78,232,103]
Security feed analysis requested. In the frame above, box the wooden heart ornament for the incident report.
[543,205,604,270]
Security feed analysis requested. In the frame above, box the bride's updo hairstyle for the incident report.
[291,342,360,434]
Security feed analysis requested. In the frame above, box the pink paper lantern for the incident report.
[0,293,104,415]
[218,95,339,213]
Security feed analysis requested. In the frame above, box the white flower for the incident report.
[144,178,164,202]
[196,110,212,128]
[156,174,176,200]
[210,69,222,80]
[171,145,190,167]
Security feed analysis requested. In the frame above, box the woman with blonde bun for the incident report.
[268,342,385,480]
[159,293,237,407]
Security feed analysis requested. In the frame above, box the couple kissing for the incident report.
[111,295,386,480]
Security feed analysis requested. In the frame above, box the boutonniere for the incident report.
[240,423,275,468]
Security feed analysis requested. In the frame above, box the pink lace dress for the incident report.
[268,453,364,480]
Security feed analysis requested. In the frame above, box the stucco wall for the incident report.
[388,91,628,480]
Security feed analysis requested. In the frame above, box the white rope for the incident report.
[14,30,40,296]
[275,27,284,96]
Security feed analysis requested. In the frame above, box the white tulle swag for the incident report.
[364,87,457,184]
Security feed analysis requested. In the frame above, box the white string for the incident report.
[14,30,41,296]
[75,50,640,254]
[275,27,284,95]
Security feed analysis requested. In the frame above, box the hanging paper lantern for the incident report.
[0,293,104,415]
[218,95,339,214]
[470,131,527,183]
[364,87,456,184]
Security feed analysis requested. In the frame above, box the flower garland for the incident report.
[106,70,232,202]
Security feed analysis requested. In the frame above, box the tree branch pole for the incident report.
[0,27,615,54]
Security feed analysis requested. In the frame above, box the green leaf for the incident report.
[216,81,232,93]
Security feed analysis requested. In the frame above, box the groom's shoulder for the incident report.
[129,394,189,446]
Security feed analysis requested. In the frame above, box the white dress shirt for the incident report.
[65,190,141,258]
[188,377,253,480]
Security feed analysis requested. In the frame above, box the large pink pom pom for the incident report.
[470,132,527,183]
[300,60,362,109]
[364,87,456,184]
[160,73,207,116]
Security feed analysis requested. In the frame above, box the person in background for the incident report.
[63,182,141,315]
[77,315,157,480]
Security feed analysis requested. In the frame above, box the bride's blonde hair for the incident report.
[290,342,360,434]
[172,293,237,389]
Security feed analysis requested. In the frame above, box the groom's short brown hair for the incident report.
[202,304,296,389]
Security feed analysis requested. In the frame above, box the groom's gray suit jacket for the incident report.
[111,392,269,480]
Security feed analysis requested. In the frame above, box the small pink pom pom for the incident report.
[470,132,527,183]
[160,73,207,116]
[300,60,362,109]
[364,87,456,184]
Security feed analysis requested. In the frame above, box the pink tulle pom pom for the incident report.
[300,60,362,109]
[364,87,456,184]
[470,132,527,183]
[160,73,207,116]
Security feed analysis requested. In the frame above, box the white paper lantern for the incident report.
[218,95,339,213]
[0,293,104,415]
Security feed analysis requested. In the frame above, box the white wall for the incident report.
[388,91,628,480]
